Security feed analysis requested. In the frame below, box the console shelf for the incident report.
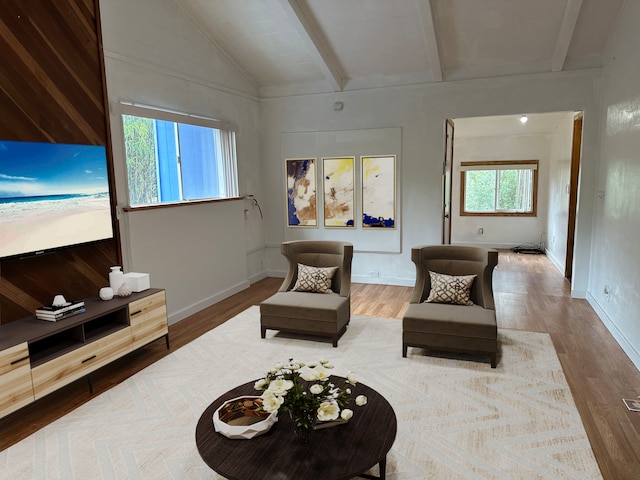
[29,327,84,367]
[0,288,168,419]
[83,310,129,342]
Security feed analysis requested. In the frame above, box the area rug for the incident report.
[0,306,602,479]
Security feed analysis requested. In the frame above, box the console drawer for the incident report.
[0,343,34,418]
[31,327,132,400]
[129,291,168,350]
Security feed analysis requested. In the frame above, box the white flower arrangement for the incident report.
[254,358,367,434]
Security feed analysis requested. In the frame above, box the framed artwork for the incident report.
[322,156,355,228]
[361,155,396,228]
[286,158,317,227]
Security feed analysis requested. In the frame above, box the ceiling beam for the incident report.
[280,0,345,91]
[418,0,443,82]
[551,0,584,72]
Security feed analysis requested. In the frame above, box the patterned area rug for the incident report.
[0,307,602,479]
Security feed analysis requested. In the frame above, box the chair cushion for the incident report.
[426,271,476,306]
[261,291,349,322]
[291,264,338,293]
[403,302,496,339]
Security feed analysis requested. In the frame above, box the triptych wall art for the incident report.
[286,155,396,229]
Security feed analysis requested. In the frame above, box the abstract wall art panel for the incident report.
[361,155,396,229]
[286,158,317,227]
[322,156,355,228]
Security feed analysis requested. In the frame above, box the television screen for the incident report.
[0,139,113,260]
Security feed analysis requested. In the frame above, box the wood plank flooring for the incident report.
[1,250,639,479]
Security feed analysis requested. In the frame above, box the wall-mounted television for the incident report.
[0,139,113,261]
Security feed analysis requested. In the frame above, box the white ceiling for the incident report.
[454,112,572,138]
[174,0,624,97]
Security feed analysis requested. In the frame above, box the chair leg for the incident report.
[260,327,266,339]
[490,353,497,368]
[402,344,408,358]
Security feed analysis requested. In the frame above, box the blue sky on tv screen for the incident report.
[0,140,109,199]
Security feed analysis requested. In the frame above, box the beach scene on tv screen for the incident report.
[0,140,113,259]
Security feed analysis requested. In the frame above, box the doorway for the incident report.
[444,112,582,279]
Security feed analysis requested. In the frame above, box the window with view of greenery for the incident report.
[120,105,238,207]
[460,160,538,216]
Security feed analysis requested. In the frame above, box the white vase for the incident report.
[109,266,124,291]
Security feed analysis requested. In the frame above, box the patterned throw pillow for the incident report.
[292,264,339,294]
[425,271,476,306]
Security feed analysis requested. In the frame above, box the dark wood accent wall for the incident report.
[0,0,120,323]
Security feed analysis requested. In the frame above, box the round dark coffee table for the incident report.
[195,378,397,480]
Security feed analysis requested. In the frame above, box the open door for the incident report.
[442,119,454,244]
[565,112,583,280]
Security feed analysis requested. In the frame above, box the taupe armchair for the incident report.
[260,240,353,347]
[402,245,499,367]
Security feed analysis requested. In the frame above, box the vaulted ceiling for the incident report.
[174,0,624,97]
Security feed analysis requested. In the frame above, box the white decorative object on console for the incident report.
[52,295,67,307]
[99,287,114,301]
[117,284,132,297]
[109,266,125,291]
[124,272,150,292]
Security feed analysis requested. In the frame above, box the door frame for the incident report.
[442,119,454,244]
[565,112,583,280]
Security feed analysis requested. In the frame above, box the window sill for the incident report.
[122,196,246,213]
[460,211,536,217]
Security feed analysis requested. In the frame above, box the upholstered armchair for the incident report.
[402,245,499,367]
[260,240,353,347]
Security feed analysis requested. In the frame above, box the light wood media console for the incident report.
[0,288,168,419]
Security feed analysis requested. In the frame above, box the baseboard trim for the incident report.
[544,249,564,274]
[248,271,268,284]
[168,280,251,325]
[587,292,640,371]
[352,275,414,287]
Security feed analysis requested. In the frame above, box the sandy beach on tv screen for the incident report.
[0,208,112,258]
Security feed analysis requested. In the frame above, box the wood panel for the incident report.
[0,0,120,324]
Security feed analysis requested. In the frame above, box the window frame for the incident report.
[459,160,539,217]
[119,103,239,209]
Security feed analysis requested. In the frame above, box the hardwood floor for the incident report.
[1,250,639,478]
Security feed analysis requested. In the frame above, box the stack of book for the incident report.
[35,301,85,322]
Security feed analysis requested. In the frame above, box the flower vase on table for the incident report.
[254,358,368,443]
[289,408,315,442]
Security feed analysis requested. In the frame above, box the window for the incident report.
[120,104,238,207]
[460,160,538,216]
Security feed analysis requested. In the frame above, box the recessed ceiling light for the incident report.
[520,114,528,124]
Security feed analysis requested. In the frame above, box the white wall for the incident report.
[451,133,551,249]
[261,73,601,292]
[588,0,640,369]
[546,113,575,272]
[99,0,265,323]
